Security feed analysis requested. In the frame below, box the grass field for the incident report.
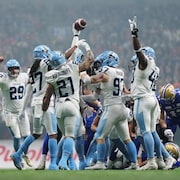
[0,169,180,180]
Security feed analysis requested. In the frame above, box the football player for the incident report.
[10,45,60,170]
[128,16,164,170]
[82,50,138,170]
[0,59,32,168]
[42,38,94,170]
[158,83,180,140]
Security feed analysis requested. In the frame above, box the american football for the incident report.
[74,18,87,31]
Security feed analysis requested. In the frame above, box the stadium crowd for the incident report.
[0,0,179,85]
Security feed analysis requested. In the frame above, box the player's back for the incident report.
[100,66,124,106]
[46,63,80,103]
[29,58,49,104]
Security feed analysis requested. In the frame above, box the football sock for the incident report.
[13,137,21,152]
[17,135,35,156]
[143,132,154,158]
[60,137,74,164]
[97,142,106,162]
[56,136,64,164]
[75,135,85,162]
[42,134,49,155]
[126,141,137,163]
[48,138,57,165]
[111,138,130,160]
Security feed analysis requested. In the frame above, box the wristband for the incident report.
[134,48,142,53]
[74,34,79,37]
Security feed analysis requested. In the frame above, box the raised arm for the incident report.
[128,16,148,70]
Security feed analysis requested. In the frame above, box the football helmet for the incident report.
[129,46,156,69]
[141,46,156,59]
[93,50,120,71]
[165,142,180,160]
[6,59,20,78]
[33,45,51,60]
[50,50,66,69]
[159,83,176,100]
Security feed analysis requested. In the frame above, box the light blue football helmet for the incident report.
[6,59,20,78]
[33,45,51,60]
[50,50,66,69]
[93,50,120,70]
[141,46,156,59]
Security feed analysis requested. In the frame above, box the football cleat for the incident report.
[85,161,107,170]
[125,162,139,170]
[156,157,166,169]
[138,158,158,170]
[165,156,176,170]
[10,153,22,170]
[58,160,70,170]
[49,164,58,170]
[23,154,33,167]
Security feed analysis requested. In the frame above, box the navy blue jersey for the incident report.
[158,88,180,134]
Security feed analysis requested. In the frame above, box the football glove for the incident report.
[75,39,91,51]
[72,23,80,36]
[164,129,174,142]
[75,39,86,47]
[128,16,138,37]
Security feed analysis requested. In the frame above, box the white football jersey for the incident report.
[29,58,54,106]
[0,72,28,113]
[131,56,160,99]
[45,62,81,103]
[99,66,124,106]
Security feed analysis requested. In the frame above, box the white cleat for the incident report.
[164,156,176,170]
[35,160,46,170]
[156,157,166,169]
[85,161,107,170]
[138,158,158,170]
[125,162,139,170]
[23,154,33,167]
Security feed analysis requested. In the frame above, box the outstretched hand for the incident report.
[72,23,80,36]
[128,16,138,37]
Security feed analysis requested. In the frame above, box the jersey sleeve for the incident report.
[0,72,7,85]
[45,70,56,85]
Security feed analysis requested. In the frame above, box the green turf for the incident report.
[0,169,180,180]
